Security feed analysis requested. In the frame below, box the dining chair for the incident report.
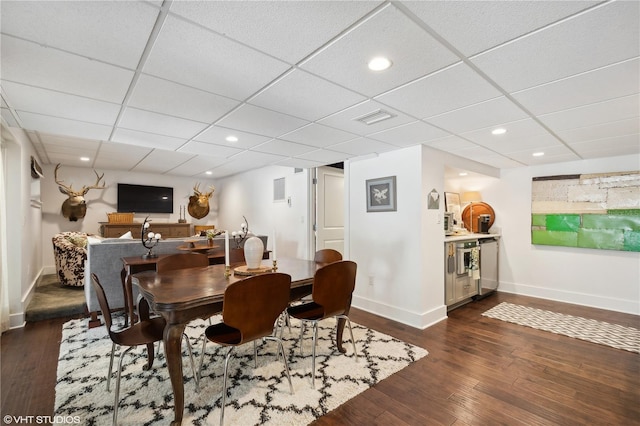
[91,273,196,425]
[197,272,294,425]
[156,252,209,272]
[286,260,358,388]
[313,248,342,266]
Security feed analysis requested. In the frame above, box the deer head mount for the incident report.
[188,183,215,219]
[54,163,106,222]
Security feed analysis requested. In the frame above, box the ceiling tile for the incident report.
[368,120,450,146]
[328,137,397,155]
[295,148,351,164]
[193,126,270,149]
[470,154,526,169]
[376,63,502,119]
[280,123,358,148]
[177,140,244,158]
[251,139,317,157]
[538,94,640,132]
[169,1,382,64]
[93,141,152,171]
[300,4,459,97]
[471,1,640,92]
[556,118,640,144]
[506,145,581,165]
[216,104,309,138]
[318,100,415,135]
[2,81,120,125]
[143,15,290,100]
[1,1,159,68]
[118,107,208,139]
[402,1,599,56]
[110,128,186,151]
[133,149,196,174]
[512,58,640,115]
[569,134,640,159]
[425,96,529,134]
[1,108,19,127]
[128,75,240,123]
[167,155,227,177]
[423,135,479,152]
[1,36,134,103]
[275,157,325,169]
[17,111,112,141]
[460,119,560,153]
[249,69,366,121]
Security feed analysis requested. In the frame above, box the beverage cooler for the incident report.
[478,238,499,297]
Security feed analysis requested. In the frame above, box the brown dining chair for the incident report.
[91,273,196,425]
[156,252,209,272]
[197,272,294,425]
[286,260,358,388]
[314,248,342,266]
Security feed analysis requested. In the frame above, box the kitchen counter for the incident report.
[444,233,500,242]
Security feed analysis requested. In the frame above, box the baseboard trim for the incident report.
[352,295,447,330]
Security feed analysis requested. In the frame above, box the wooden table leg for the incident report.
[335,296,353,354]
[164,322,187,426]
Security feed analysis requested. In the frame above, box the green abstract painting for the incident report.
[531,172,640,252]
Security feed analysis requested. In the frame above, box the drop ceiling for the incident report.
[1,0,638,178]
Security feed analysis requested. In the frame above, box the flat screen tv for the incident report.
[117,183,173,214]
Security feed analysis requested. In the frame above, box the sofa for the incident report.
[83,234,267,326]
[52,232,88,287]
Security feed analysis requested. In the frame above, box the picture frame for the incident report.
[444,192,461,224]
[366,176,397,212]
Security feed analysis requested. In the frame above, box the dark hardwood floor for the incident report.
[2,292,639,425]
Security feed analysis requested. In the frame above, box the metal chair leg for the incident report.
[197,335,208,386]
[107,342,116,391]
[311,321,318,388]
[113,346,134,426]
[265,336,294,394]
[182,333,198,391]
[220,347,234,426]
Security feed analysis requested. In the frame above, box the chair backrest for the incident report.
[91,273,114,332]
[314,249,342,266]
[156,253,209,273]
[222,273,291,343]
[312,260,357,318]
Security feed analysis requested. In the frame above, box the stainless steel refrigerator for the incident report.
[478,238,499,297]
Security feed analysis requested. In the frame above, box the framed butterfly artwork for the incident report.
[366,176,397,212]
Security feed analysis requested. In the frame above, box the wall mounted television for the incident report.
[117,183,174,214]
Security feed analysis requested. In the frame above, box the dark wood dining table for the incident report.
[131,257,351,426]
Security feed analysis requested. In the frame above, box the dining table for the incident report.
[131,257,351,426]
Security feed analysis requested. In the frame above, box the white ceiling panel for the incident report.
[1,36,134,103]
[402,1,599,56]
[301,4,459,97]
[17,111,112,141]
[368,120,449,146]
[216,104,309,138]
[471,1,640,92]
[193,126,270,150]
[251,139,317,157]
[538,94,640,132]
[3,1,638,178]
[110,128,186,151]
[118,108,208,139]
[328,137,397,156]
[280,123,358,148]
[128,75,240,123]
[425,96,529,134]
[143,15,290,100]
[377,63,502,119]
[512,58,640,115]
[318,100,415,136]
[177,140,244,159]
[1,1,159,68]
[169,1,382,64]
[249,69,366,121]
[2,81,120,125]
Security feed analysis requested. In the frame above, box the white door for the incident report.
[315,166,344,255]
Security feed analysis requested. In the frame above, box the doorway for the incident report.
[311,165,345,256]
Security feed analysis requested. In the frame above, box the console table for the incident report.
[100,222,191,238]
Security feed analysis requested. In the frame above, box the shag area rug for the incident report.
[55,316,427,425]
[483,302,640,354]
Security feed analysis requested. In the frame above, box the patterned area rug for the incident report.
[483,302,640,354]
[54,316,427,425]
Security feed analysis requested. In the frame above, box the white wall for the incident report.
[494,154,640,314]
[40,164,217,271]
[216,166,311,260]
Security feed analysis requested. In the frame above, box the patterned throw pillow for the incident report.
[66,235,88,248]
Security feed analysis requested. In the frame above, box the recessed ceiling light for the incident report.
[80,157,90,162]
[225,135,238,143]
[491,128,507,135]
[459,172,468,176]
[368,57,392,71]
[205,171,212,175]
[533,152,545,157]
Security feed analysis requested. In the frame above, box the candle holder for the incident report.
[141,216,160,259]
[231,215,249,249]
[272,259,278,271]
[224,265,231,278]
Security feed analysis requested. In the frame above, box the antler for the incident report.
[204,185,215,197]
[79,169,106,195]
[193,183,202,196]
[54,163,73,195]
